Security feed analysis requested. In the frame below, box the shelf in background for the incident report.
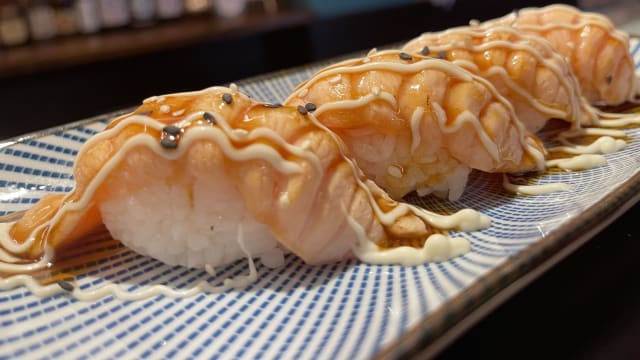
[0,8,313,79]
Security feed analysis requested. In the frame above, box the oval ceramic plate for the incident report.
[1,41,640,360]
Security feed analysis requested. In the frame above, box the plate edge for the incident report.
[378,170,640,360]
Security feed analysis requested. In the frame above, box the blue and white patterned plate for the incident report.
[1,40,639,359]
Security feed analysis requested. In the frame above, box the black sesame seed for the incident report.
[203,112,217,124]
[438,50,447,60]
[57,280,74,292]
[263,103,283,108]
[138,110,153,116]
[222,93,233,104]
[162,125,181,136]
[297,105,308,115]
[161,138,178,149]
[399,52,412,61]
[606,75,613,85]
[304,103,316,112]
[421,46,430,56]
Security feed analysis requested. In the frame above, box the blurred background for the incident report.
[3,0,636,139]
[0,0,640,139]
[0,0,638,139]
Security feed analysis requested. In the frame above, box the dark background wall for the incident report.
[0,0,573,140]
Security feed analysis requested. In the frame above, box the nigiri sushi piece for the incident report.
[284,51,546,200]
[0,86,487,281]
[402,25,590,132]
[481,4,636,105]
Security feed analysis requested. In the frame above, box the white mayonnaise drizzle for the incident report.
[404,25,583,129]
[288,53,546,170]
[431,102,500,162]
[0,224,22,262]
[328,75,342,84]
[0,100,336,253]
[313,91,398,117]
[502,175,572,195]
[546,154,607,171]
[0,275,66,297]
[0,86,491,300]
[356,233,470,265]
[347,215,471,265]
[0,230,54,272]
[0,115,307,257]
[313,86,502,163]
[0,88,319,269]
[0,258,257,301]
[287,54,473,89]
[305,112,490,231]
[549,136,626,155]
[409,208,491,232]
[487,4,636,103]
[0,257,257,301]
[303,110,489,266]
[559,127,627,139]
[502,5,629,45]
[590,108,640,128]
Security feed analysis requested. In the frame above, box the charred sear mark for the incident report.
[222,93,233,104]
[421,46,430,56]
[297,105,308,115]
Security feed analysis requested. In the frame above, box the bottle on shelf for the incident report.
[74,0,100,34]
[184,0,209,15]
[129,0,155,27]
[98,0,130,28]
[155,0,183,20]
[25,0,56,41]
[0,0,29,46]
[212,0,246,18]
[53,0,77,36]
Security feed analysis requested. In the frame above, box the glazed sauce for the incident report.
[0,86,493,300]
